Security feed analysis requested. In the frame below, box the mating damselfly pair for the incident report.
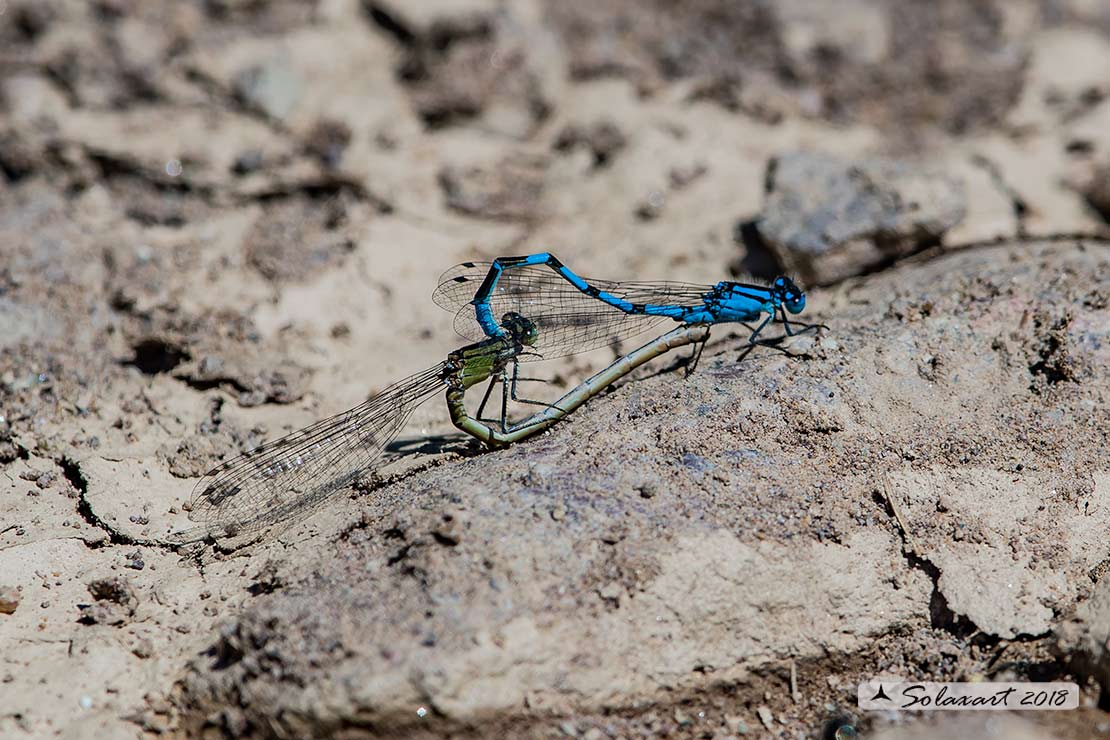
[181,254,821,539]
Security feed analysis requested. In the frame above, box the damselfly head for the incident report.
[500,311,539,346]
[773,276,806,314]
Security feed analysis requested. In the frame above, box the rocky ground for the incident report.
[1,1,1109,738]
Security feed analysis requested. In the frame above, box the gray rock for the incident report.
[1055,577,1110,698]
[757,151,967,284]
[1084,162,1110,223]
[179,241,1108,735]
[233,60,302,121]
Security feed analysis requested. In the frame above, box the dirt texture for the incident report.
[1,1,1110,739]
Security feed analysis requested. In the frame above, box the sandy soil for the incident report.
[1,1,1109,738]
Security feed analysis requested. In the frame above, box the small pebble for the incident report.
[0,586,21,614]
[132,637,154,659]
[597,583,622,603]
[232,149,264,174]
[125,551,146,570]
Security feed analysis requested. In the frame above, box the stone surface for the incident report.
[1056,576,1110,698]
[756,152,968,284]
[178,241,1109,737]
[1086,163,1110,223]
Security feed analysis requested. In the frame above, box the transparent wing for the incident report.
[433,261,713,360]
[186,364,446,538]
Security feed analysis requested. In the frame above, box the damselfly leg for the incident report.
[684,329,712,376]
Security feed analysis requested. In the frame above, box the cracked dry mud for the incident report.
[2,1,1110,739]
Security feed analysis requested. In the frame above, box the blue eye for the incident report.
[785,293,806,314]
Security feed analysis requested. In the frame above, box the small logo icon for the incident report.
[870,684,892,702]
